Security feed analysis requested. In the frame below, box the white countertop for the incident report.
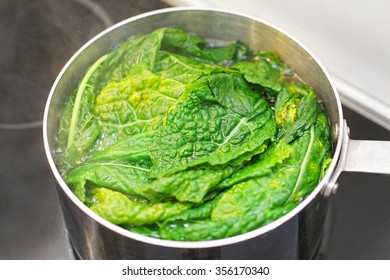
[165,0,390,130]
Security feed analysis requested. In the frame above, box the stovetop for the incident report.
[0,0,389,260]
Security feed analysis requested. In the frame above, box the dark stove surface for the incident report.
[0,0,389,260]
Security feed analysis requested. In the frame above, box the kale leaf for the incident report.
[149,73,276,178]
[56,27,332,241]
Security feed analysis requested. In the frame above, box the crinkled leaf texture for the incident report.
[149,73,276,178]
[91,188,192,226]
[56,27,332,240]
[160,113,331,241]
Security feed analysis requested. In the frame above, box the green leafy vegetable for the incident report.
[275,82,320,142]
[57,55,107,172]
[90,188,192,226]
[94,28,166,91]
[152,51,223,84]
[66,161,150,202]
[218,141,294,188]
[84,131,155,165]
[161,27,250,64]
[56,27,332,241]
[160,202,298,241]
[92,64,185,144]
[149,73,276,178]
[138,166,236,203]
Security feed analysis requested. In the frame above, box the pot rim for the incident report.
[43,6,344,249]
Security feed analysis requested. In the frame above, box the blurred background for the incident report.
[0,0,389,259]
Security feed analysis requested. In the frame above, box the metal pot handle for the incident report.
[322,120,390,197]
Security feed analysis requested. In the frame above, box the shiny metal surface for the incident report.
[58,177,328,259]
[345,140,390,174]
[322,120,390,198]
[43,8,388,259]
[167,0,390,130]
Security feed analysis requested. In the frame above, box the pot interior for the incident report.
[43,8,343,248]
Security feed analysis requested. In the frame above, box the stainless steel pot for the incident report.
[43,7,390,259]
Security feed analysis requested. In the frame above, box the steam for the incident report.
[73,0,114,28]
[0,0,113,127]
[0,0,170,128]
